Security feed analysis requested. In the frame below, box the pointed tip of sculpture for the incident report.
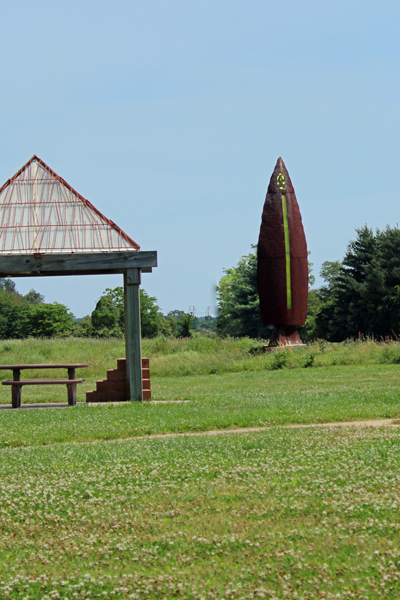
[276,157,286,171]
[267,158,291,195]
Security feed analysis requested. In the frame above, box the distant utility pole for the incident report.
[206,306,212,320]
[189,306,196,316]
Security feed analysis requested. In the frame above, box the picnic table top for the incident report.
[2,378,86,385]
[0,364,88,370]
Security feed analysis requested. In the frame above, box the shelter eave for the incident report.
[0,250,157,277]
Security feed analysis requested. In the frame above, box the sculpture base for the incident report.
[268,326,304,347]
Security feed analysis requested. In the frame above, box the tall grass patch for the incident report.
[0,335,399,381]
[0,336,400,408]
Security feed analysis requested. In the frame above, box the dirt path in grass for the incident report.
[1,402,398,444]
[130,418,398,441]
[286,418,397,429]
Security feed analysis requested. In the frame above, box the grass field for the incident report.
[1,336,400,599]
[1,425,400,599]
[1,364,400,448]
[0,337,400,447]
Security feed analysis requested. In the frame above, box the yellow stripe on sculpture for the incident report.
[281,193,292,310]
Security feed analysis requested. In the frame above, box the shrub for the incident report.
[380,345,400,365]
[271,351,288,370]
[304,351,316,368]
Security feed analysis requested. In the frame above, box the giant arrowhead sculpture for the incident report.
[257,158,308,346]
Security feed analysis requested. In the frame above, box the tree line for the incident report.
[308,225,400,341]
[0,280,73,338]
[0,280,217,339]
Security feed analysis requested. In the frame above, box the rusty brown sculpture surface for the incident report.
[257,158,308,346]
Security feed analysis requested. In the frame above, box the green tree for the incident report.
[307,251,316,288]
[319,261,342,290]
[140,289,163,337]
[0,289,25,338]
[167,310,186,320]
[192,316,218,333]
[12,303,74,338]
[299,288,324,342]
[72,315,94,338]
[158,315,178,337]
[91,287,163,338]
[0,278,17,293]
[0,280,74,339]
[217,249,268,338]
[24,289,45,304]
[316,226,400,341]
[91,295,120,335]
[177,312,197,338]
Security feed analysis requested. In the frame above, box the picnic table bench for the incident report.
[0,364,88,408]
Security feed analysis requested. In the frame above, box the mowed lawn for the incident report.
[1,337,400,599]
[1,425,400,599]
[0,364,400,448]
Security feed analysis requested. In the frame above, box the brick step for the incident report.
[106,367,149,382]
[96,379,126,393]
[86,390,127,403]
[96,376,149,393]
[87,357,151,403]
[116,357,149,370]
[106,369,126,382]
[87,389,151,403]
[117,358,126,371]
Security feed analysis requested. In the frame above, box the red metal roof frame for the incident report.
[0,155,140,251]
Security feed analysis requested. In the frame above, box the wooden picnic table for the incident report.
[0,364,88,408]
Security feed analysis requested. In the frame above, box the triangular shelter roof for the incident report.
[0,156,140,254]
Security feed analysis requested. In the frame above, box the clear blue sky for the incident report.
[1,0,399,317]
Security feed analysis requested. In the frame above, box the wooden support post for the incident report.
[12,368,21,408]
[67,367,77,406]
[124,268,142,402]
